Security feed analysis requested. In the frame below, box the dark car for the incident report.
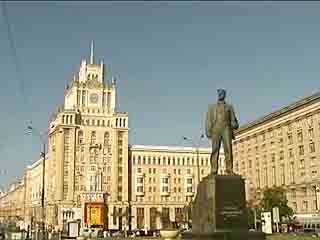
[0,232,5,240]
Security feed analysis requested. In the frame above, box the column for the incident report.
[131,206,137,230]
[145,207,150,230]
[170,206,175,222]
[316,186,320,211]
[157,207,162,229]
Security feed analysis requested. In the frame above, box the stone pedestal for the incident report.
[182,174,265,240]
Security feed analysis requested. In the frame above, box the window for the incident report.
[162,178,169,184]
[288,134,293,145]
[82,90,86,106]
[289,148,294,158]
[91,131,96,144]
[187,186,193,193]
[309,142,315,153]
[308,128,314,138]
[162,186,169,192]
[187,178,193,184]
[279,151,284,160]
[292,202,297,212]
[299,159,305,169]
[299,145,304,155]
[137,177,143,184]
[271,153,275,162]
[289,162,295,183]
[263,167,268,187]
[297,131,303,142]
[272,166,276,186]
[90,175,97,191]
[256,169,260,188]
[187,169,191,174]
[137,186,143,192]
[104,132,110,145]
[280,164,285,185]
[303,200,308,211]
[291,189,296,198]
[78,131,84,144]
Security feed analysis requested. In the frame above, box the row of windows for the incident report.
[236,138,316,157]
[78,131,111,145]
[291,200,318,212]
[136,186,193,194]
[80,118,127,128]
[132,155,210,166]
[136,176,193,185]
[137,167,206,176]
[235,142,317,170]
[81,119,111,127]
[251,160,318,188]
[62,115,74,125]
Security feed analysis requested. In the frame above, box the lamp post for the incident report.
[27,124,47,237]
[182,134,205,186]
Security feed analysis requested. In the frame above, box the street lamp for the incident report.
[27,124,47,237]
[182,134,205,187]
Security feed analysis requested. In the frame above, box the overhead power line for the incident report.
[1,0,28,108]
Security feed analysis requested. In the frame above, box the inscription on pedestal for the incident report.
[215,175,248,231]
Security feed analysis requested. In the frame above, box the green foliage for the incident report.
[261,187,294,220]
[246,203,261,229]
[247,207,255,228]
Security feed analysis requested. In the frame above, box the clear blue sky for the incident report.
[1,2,320,187]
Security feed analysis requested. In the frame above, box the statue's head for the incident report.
[217,89,226,101]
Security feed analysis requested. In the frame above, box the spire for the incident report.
[90,40,95,64]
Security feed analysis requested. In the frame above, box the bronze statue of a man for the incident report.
[205,89,239,175]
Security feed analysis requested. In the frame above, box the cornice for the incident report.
[236,92,320,135]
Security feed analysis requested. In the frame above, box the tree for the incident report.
[247,199,262,229]
[261,187,293,221]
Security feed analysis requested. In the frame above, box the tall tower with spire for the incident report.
[46,41,129,231]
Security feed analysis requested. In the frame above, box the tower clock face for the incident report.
[90,93,99,104]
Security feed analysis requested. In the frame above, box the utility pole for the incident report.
[182,134,205,186]
[27,124,47,239]
[41,143,46,238]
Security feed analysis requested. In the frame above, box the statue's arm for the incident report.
[230,105,239,130]
[205,105,213,138]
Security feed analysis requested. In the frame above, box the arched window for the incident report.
[104,132,110,145]
[78,131,84,144]
[123,119,126,127]
[91,131,96,144]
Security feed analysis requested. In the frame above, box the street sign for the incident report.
[261,212,272,234]
[272,207,280,223]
